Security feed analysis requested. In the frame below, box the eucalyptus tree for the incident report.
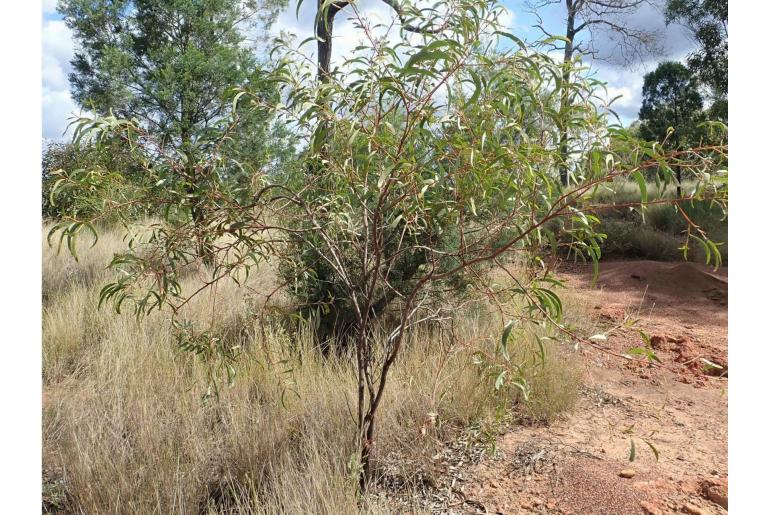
[638,61,705,196]
[527,0,662,185]
[59,0,289,257]
[50,0,727,493]
[665,0,727,120]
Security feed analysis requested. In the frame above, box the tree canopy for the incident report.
[638,61,704,148]
[58,0,295,256]
[60,0,282,139]
[665,0,727,120]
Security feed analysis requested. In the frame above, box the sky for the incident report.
[41,0,695,140]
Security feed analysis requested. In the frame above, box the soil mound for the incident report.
[552,457,648,514]
[592,261,727,303]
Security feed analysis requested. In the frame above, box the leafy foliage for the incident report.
[638,61,704,148]
[49,0,727,492]
[665,0,727,119]
[42,139,143,220]
[58,0,294,254]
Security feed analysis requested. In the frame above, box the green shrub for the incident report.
[599,219,682,261]
[589,179,727,264]
[42,140,145,221]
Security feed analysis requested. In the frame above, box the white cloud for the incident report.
[42,0,58,16]
[42,90,79,140]
[497,5,515,31]
[42,19,72,63]
[42,18,80,140]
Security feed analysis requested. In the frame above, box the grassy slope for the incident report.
[590,180,728,264]
[42,224,582,514]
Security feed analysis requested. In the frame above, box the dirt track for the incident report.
[462,260,728,514]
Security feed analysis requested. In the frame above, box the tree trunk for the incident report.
[316,1,350,81]
[358,414,375,492]
[558,5,576,186]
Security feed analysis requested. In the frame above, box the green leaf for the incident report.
[643,439,659,462]
[495,370,506,390]
[402,40,459,73]
[631,171,648,205]
[231,91,246,118]
[465,69,482,107]
[629,438,636,462]
[494,31,526,49]
[502,321,515,345]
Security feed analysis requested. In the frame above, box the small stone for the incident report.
[531,497,543,506]
[639,500,662,515]
[706,489,727,510]
[683,503,707,515]
[701,478,728,509]
[619,468,636,479]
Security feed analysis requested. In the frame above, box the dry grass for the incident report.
[588,178,728,264]
[42,224,583,514]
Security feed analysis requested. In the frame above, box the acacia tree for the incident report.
[59,0,290,257]
[528,0,662,185]
[638,61,704,197]
[51,0,727,493]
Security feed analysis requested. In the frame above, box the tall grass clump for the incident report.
[590,179,728,263]
[42,224,582,514]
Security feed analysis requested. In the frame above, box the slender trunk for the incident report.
[676,166,682,198]
[355,328,368,490]
[558,8,576,186]
[359,415,375,492]
[311,1,349,177]
[316,1,350,81]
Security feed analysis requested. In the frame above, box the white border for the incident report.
[0,2,42,514]
[0,0,760,512]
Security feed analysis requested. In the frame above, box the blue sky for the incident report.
[42,0,694,140]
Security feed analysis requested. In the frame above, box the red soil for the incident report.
[462,260,728,515]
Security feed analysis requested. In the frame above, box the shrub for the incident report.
[599,219,682,261]
[42,140,145,221]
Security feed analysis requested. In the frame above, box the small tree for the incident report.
[51,0,727,494]
[638,61,705,197]
[59,0,290,256]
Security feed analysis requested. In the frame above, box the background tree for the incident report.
[42,139,142,220]
[637,61,705,196]
[665,0,727,121]
[58,0,290,257]
[528,0,662,185]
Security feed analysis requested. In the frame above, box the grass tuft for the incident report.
[42,225,583,513]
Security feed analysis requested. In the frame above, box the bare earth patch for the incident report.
[457,260,728,514]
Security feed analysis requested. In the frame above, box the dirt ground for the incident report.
[453,260,728,514]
